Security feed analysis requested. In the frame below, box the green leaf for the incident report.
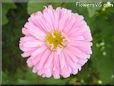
[92,44,114,84]
[27,1,48,15]
[87,6,100,17]
[27,1,63,15]
[16,68,67,85]
[2,3,16,25]
[91,16,114,84]
[23,69,68,85]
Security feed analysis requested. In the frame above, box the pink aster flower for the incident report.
[19,5,92,79]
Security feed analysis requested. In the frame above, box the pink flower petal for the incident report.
[24,22,45,40]
[37,49,51,70]
[31,46,47,57]
[44,52,54,69]
[59,52,65,70]
[19,5,92,79]
[53,53,60,79]
[22,28,30,35]
[23,41,43,48]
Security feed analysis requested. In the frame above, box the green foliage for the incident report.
[27,2,48,15]
[91,15,114,84]
[2,3,16,25]
[2,68,67,85]
[87,7,100,17]
[2,1,114,85]
[27,1,62,15]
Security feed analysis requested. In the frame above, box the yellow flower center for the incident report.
[45,31,67,51]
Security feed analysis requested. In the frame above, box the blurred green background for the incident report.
[2,1,114,85]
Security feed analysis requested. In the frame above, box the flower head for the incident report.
[19,5,92,79]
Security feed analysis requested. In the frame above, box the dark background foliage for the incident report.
[2,1,114,85]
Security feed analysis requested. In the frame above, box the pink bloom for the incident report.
[19,5,92,79]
